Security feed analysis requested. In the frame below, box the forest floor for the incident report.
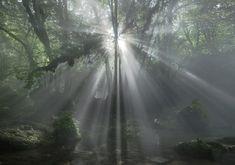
[0,125,235,165]
[1,150,235,165]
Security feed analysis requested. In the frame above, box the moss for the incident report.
[177,100,208,133]
[0,126,44,151]
[52,112,81,151]
[174,139,228,160]
[217,137,235,145]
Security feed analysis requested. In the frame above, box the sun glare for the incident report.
[118,35,127,51]
[103,28,128,54]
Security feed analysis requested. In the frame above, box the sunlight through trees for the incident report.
[0,0,235,164]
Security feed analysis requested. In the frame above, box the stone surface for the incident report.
[149,156,171,164]
[169,160,220,165]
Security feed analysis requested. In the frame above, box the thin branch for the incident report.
[0,26,36,68]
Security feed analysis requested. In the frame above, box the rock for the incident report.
[217,137,235,145]
[52,112,81,151]
[174,139,228,160]
[20,125,33,131]
[149,156,171,164]
[169,160,220,165]
[63,161,70,165]
[0,126,44,152]
[227,145,235,152]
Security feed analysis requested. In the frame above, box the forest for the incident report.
[0,0,235,165]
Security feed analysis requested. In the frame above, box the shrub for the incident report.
[175,139,228,160]
[52,112,81,151]
[178,100,208,133]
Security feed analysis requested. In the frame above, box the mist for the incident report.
[0,0,235,165]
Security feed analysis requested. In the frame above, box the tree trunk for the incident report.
[22,0,52,61]
[108,0,118,164]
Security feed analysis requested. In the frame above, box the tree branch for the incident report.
[0,26,36,68]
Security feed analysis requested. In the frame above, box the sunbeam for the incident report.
[0,0,235,165]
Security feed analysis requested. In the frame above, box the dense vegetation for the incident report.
[0,0,234,85]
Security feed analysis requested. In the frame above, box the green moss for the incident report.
[178,100,208,132]
[0,126,44,151]
[175,139,228,160]
[52,112,81,150]
[217,137,235,145]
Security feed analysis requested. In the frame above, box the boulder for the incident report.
[0,126,44,152]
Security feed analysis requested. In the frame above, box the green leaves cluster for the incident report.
[52,112,80,148]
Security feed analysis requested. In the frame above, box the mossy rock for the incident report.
[217,137,235,145]
[174,139,228,160]
[177,100,208,133]
[0,125,44,152]
[52,112,81,151]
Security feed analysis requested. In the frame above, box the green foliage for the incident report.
[0,126,44,151]
[175,138,228,160]
[0,85,35,120]
[178,100,208,132]
[52,112,80,150]
[191,100,207,118]
[0,0,234,87]
[176,0,235,57]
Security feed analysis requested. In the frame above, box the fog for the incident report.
[0,0,235,165]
